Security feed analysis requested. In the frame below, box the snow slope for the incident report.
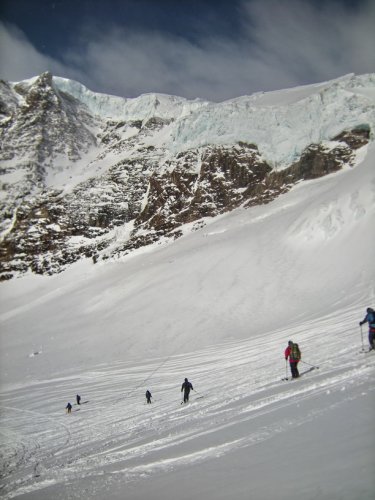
[0,139,374,498]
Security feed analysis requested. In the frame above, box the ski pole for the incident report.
[285,359,288,380]
[360,324,365,352]
[300,360,319,369]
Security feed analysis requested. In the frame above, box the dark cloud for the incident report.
[1,0,374,101]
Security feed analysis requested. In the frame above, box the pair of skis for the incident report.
[282,365,318,381]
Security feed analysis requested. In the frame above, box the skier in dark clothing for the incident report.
[66,402,72,414]
[359,307,375,351]
[76,394,81,405]
[285,340,301,378]
[181,378,193,403]
[145,390,152,404]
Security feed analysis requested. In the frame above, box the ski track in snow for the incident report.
[0,307,374,499]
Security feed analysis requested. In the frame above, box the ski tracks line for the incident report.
[0,404,72,496]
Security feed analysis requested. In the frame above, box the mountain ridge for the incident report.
[0,72,374,279]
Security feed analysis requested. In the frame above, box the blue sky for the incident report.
[0,0,374,101]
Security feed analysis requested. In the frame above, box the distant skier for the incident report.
[359,307,375,351]
[285,341,301,379]
[181,378,193,403]
[145,390,152,404]
[66,402,72,414]
[76,394,81,405]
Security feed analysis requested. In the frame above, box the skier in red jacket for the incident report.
[285,340,301,378]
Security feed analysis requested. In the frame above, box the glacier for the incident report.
[48,73,375,168]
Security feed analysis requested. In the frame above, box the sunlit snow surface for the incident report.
[0,323,374,500]
[1,109,375,498]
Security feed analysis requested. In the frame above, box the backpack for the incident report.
[368,309,375,326]
[291,343,301,361]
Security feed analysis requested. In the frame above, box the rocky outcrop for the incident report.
[1,73,97,163]
[244,128,370,207]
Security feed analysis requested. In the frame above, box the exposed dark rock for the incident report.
[333,126,370,149]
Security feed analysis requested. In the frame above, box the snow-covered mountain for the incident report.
[0,135,374,500]
[0,74,374,500]
[0,72,374,279]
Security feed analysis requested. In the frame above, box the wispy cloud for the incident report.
[244,0,375,84]
[1,0,374,101]
[0,22,82,83]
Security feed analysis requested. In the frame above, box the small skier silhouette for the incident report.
[181,378,193,403]
[145,390,152,404]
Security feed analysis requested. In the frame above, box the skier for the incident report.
[145,390,152,404]
[76,394,81,405]
[359,307,375,351]
[66,402,72,414]
[285,340,301,378]
[181,377,193,403]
